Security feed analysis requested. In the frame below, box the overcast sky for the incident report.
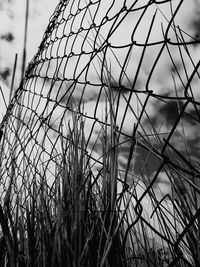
[0,0,200,121]
[0,0,59,119]
[0,0,200,201]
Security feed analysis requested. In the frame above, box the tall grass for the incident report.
[0,95,126,266]
[0,84,197,266]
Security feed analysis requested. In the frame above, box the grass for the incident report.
[0,1,200,266]
[0,87,198,266]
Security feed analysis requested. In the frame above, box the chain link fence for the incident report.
[0,0,200,266]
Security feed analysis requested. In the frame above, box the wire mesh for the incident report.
[0,0,200,266]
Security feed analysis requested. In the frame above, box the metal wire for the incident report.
[0,0,200,265]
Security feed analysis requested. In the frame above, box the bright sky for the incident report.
[0,1,199,162]
[0,1,199,112]
[0,0,59,119]
[0,0,200,152]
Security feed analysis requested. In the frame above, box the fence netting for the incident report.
[0,0,200,266]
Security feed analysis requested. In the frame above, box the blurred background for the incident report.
[0,0,200,178]
[0,0,200,115]
[0,0,59,118]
